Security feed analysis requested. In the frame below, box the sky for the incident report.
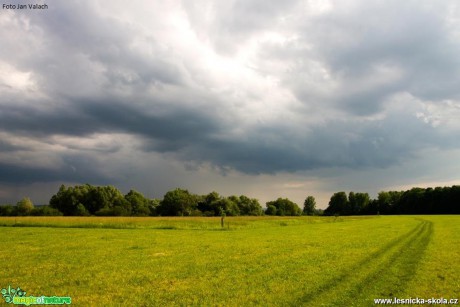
[1,0,460,208]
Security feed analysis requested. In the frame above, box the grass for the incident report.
[0,215,458,306]
[0,215,364,229]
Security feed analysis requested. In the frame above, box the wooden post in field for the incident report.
[220,207,226,228]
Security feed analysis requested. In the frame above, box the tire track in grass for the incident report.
[295,219,433,306]
[340,219,433,306]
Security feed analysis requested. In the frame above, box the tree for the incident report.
[447,186,460,214]
[125,190,150,216]
[75,203,90,216]
[348,192,370,215]
[197,191,222,216]
[158,188,198,216]
[243,197,263,216]
[324,192,348,216]
[384,191,403,214]
[148,199,161,216]
[217,198,240,216]
[266,198,302,216]
[50,184,129,216]
[265,204,277,215]
[399,188,426,214]
[197,192,242,216]
[91,185,128,215]
[49,184,87,215]
[0,205,16,216]
[347,192,356,215]
[377,191,391,214]
[232,195,263,216]
[303,196,316,215]
[361,199,379,215]
[16,197,34,216]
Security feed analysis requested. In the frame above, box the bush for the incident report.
[0,205,16,216]
[95,206,131,216]
[31,206,63,216]
[16,197,34,216]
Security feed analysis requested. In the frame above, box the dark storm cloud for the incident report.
[0,102,94,137]
[0,139,28,152]
[79,99,222,151]
[0,157,111,185]
[0,93,438,175]
[176,112,440,174]
[0,96,220,146]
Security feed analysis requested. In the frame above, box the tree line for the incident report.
[0,184,318,217]
[324,186,460,215]
[0,184,458,216]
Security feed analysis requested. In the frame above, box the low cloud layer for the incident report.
[1,0,459,205]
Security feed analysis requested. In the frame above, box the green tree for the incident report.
[50,184,86,215]
[377,191,391,214]
[91,185,129,215]
[266,198,302,216]
[197,193,242,216]
[148,199,161,216]
[125,190,150,216]
[265,204,277,215]
[158,188,198,216]
[49,184,130,216]
[197,191,222,216]
[0,205,16,216]
[399,188,425,214]
[324,192,348,216]
[216,198,240,216]
[16,197,34,216]
[233,195,263,216]
[377,191,403,214]
[303,196,316,215]
[75,203,90,216]
[349,192,370,215]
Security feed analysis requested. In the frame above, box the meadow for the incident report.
[0,215,458,306]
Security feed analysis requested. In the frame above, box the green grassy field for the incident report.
[0,216,458,306]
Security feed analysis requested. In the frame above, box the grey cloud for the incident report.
[0,139,28,152]
[165,110,441,174]
[0,96,221,147]
[307,1,460,108]
[0,0,459,203]
[308,1,449,70]
[2,91,438,176]
[79,99,222,151]
[0,156,111,185]
[0,101,95,137]
[2,0,184,100]
[246,0,460,116]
